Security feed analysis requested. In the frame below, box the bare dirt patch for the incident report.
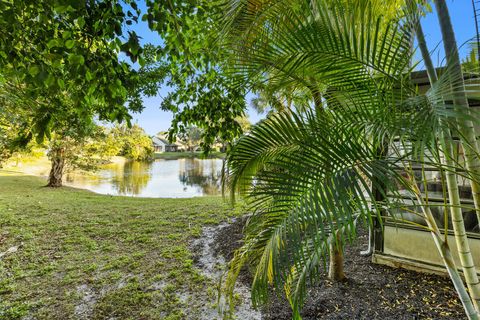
[191,219,262,320]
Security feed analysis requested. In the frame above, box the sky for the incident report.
[126,0,479,136]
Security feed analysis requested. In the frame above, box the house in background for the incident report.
[152,136,182,153]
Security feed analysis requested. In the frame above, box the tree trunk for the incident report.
[434,0,480,311]
[415,21,438,84]
[47,147,65,187]
[328,230,345,281]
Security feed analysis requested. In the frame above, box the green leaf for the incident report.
[62,31,72,39]
[68,54,85,65]
[57,78,65,89]
[47,39,62,49]
[85,70,93,81]
[138,56,145,67]
[114,38,122,49]
[77,17,85,28]
[45,74,55,87]
[28,65,40,76]
[65,40,75,49]
[88,85,96,95]
[54,5,69,14]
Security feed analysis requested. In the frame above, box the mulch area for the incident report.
[213,217,465,319]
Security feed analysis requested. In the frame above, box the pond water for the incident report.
[62,158,224,198]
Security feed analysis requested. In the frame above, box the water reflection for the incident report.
[63,158,224,198]
[178,159,222,195]
[111,161,152,195]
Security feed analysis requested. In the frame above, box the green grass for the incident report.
[153,152,226,160]
[0,173,241,319]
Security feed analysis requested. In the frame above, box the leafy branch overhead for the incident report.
[143,0,248,151]
[0,0,145,143]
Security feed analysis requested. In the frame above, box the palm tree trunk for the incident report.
[415,21,437,84]
[328,230,345,281]
[441,133,480,311]
[434,0,480,311]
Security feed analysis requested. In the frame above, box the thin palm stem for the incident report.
[434,0,480,310]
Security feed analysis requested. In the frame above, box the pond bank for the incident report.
[0,173,242,319]
[154,151,226,160]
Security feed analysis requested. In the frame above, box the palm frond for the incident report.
[223,109,412,315]
[221,0,415,98]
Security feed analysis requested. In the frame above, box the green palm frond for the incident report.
[223,109,413,316]
[221,0,415,97]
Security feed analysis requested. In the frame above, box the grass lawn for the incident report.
[153,152,225,160]
[0,173,241,319]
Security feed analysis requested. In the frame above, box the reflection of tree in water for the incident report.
[65,172,103,185]
[178,159,222,195]
[111,161,152,195]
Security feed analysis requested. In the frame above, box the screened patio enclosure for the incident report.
[372,70,480,275]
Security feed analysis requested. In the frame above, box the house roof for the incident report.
[410,68,480,106]
[152,136,178,147]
